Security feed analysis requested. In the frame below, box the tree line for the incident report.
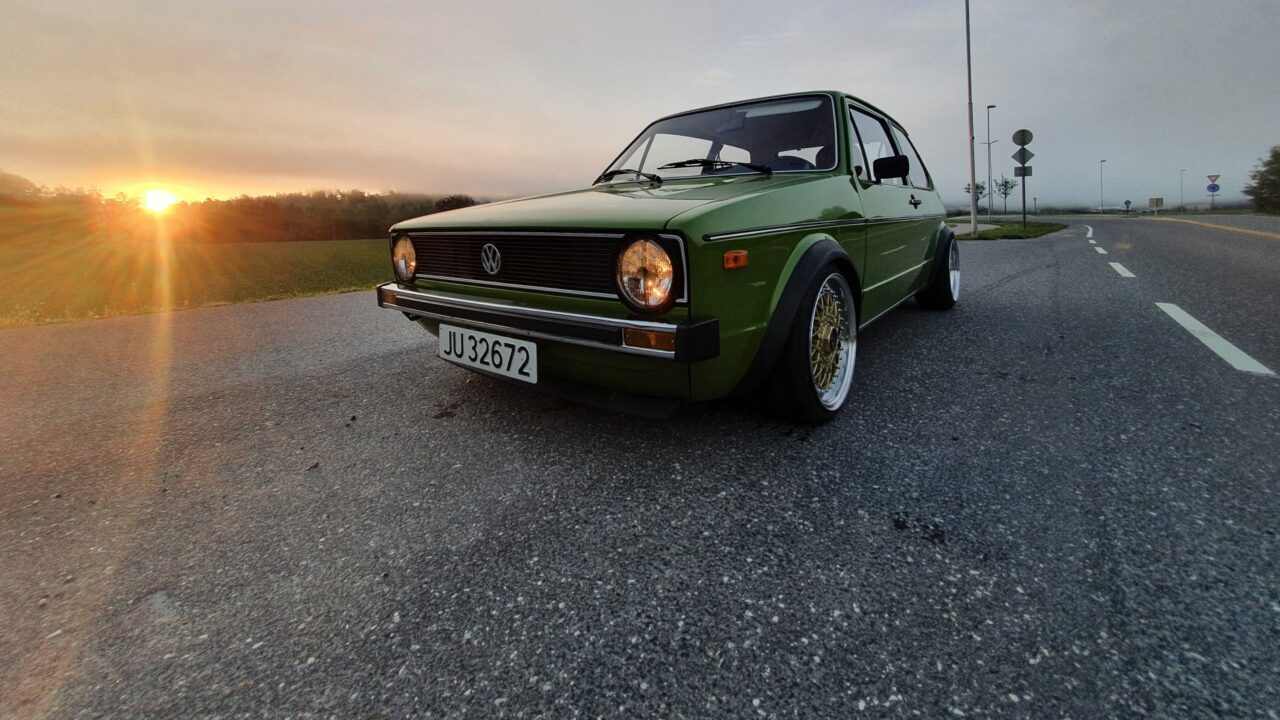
[0,171,481,243]
[158,190,479,243]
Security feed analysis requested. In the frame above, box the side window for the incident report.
[850,108,904,186]
[844,114,869,180]
[891,126,931,190]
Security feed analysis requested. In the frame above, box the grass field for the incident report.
[955,221,1067,240]
[0,238,392,329]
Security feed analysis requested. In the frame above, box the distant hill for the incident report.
[0,170,39,198]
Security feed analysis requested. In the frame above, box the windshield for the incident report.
[602,95,838,181]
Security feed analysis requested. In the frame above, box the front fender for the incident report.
[732,236,858,394]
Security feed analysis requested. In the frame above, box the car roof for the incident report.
[652,91,909,134]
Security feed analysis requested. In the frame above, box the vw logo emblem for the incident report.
[480,243,502,275]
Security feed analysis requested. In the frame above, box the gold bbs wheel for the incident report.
[807,272,856,410]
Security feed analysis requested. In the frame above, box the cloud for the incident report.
[734,30,800,52]
[694,68,736,87]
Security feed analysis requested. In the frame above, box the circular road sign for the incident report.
[1207,183,1221,193]
[1012,129,1033,146]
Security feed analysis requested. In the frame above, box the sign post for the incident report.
[1207,175,1221,211]
[1012,129,1034,228]
[1148,197,1164,215]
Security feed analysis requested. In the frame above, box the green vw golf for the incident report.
[376,91,957,422]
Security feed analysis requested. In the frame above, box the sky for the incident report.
[2,0,1277,208]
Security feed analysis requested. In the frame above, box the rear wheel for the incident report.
[768,267,857,424]
[916,231,959,310]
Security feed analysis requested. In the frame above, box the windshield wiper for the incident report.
[594,168,663,185]
[657,158,773,176]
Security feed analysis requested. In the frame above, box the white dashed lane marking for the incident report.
[1094,246,1107,254]
[1155,303,1275,376]
[1084,225,1093,238]
[1109,262,1135,277]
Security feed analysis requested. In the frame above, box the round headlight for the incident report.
[616,238,674,312]
[392,236,416,282]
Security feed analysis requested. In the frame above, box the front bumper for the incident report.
[376,283,719,362]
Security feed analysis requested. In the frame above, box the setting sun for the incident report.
[142,188,180,213]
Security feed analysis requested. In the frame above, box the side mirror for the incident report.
[872,154,910,181]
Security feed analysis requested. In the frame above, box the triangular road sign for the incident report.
[1012,147,1035,165]
[1208,174,1220,183]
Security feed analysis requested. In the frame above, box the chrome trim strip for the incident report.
[414,274,618,300]
[867,214,945,225]
[406,230,625,239]
[859,291,916,331]
[379,285,679,359]
[660,232,691,305]
[863,259,930,293]
[704,213,946,242]
[597,93,843,183]
[705,218,867,242]
[383,284,681,332]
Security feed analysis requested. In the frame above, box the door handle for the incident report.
[909,194,922,208]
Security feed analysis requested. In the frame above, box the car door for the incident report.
[848,105,930,322]
[889,123,945,290]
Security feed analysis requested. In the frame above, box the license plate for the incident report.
[438,324,537,384]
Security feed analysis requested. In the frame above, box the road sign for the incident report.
[1207,174,1220,183]
[1010,129,1033,229]
[1207,183,1220,193]
[1149,197,1164,209]
[1124,200,1132,208]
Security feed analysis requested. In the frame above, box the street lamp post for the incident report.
[1180,169,1186,210]
[985,104,996,222]
[1099,159,1107,211]
[964,1,977,237]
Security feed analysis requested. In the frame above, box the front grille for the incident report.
[407,231,685,302]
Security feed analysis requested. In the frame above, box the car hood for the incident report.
[391,175,815,232]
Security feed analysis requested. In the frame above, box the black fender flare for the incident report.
[936,224,956,264]
[733,239,859,394]
[924,224,956,286]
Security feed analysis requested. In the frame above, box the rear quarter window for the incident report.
[891,125,932,190]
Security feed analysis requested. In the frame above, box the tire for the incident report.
[916,230,959,310]
[768,267,858,424]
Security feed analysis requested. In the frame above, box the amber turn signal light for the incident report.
[623,327,677,352]
[723,250,749,270]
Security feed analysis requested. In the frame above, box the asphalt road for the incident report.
[2,216,1278,718]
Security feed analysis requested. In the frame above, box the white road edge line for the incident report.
[1108,262,1135,277]
[1155,303,1275,376]
[1084,225,1094,238]
[1094,246,1107,254]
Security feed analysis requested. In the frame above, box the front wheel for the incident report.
[768,267,857,424]
[916,231,959,310]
